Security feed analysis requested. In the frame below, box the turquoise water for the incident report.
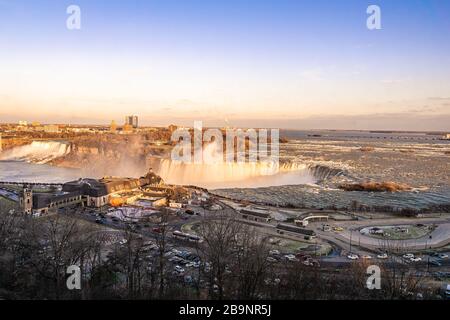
[0,161,85,183]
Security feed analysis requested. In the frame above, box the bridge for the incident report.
[0,181,63,187]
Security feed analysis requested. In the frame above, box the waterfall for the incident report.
[150,141,345,188]
[149,141,319,188]
[0,141,71,164]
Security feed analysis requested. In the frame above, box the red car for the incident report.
[152,227,162,233]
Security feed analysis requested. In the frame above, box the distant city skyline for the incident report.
[0,0,449,131]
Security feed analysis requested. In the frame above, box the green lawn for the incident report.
[0,196,19,213]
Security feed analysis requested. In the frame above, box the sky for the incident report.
[0,0,449,130]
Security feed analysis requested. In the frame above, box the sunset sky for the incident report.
[0,0,449,130]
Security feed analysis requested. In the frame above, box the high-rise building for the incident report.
[125,115,138,128]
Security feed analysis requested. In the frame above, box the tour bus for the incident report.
[172,230,203,243]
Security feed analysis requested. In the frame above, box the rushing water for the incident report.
[0,141,71,164]
[154,159,318,189]
[0,161,84,183]
[0,140,343,188]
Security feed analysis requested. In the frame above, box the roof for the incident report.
[276,224,316,236]
[241,208,270,218]
[62,177,142,197]
[33,191,81,209]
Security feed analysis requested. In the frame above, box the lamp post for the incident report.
[349,230,353,254]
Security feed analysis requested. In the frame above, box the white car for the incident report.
[403,253,414,259]
[362,255,372,259]
[438,253,448,259]
[269,250,280,256]
[174,265,185,273]
[266,257,277,263]
[284,254,298,262]
[347,254,359,260]
[410,257,422,262]
[377,253,388,259]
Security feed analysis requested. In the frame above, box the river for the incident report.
[0,160,87,183]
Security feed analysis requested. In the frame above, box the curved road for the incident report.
[322,217,450,251]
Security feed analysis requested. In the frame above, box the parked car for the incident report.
[429,259,442,267]
[438,253,449,259]
[377,253,388,259]
[284,254,298,262]
[403,253,414,259]
[185,262,197,268]
[269,250,280,256]
[347,254,359,260]
[174,265,185,273]
[410,257,422,262]
[362,255,372,259]
[266,257,277,263]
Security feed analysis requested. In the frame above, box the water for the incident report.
[155,159,317,189]
[0,141,71,164]
[0,161,84,183]
[0,140,339,188]
[151,141,318,188]
[281,129,450,144]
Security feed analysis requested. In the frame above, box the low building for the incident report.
[240,208,272,223]
[169,202,183,209]
[109,191,143,207]
[136,196,167,208]
[43,125,60,133]
[33,192,84,215]
[19,170,164,214]
[276,223,316,239]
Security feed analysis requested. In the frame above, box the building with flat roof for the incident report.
[276,223,316,238]
[20,170,164,214]
[240,208,272,222]
[125,115,138,128]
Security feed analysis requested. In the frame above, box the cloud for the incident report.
[300,68,323,81]
[407,105,446,113]
[380,79,409,84]
[428,97,450,101]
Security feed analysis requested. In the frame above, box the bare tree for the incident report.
[197,213,242,299]
[153,208,170,298]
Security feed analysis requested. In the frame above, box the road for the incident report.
[330,217,450,251]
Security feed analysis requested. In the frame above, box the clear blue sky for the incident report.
[1,0,449,130]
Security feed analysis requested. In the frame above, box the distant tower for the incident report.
[20,187,33,214]
[132,115,138,128]
[125,115,138,129]
[110,120,117,133]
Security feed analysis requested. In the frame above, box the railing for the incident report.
[0,181,63,186]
